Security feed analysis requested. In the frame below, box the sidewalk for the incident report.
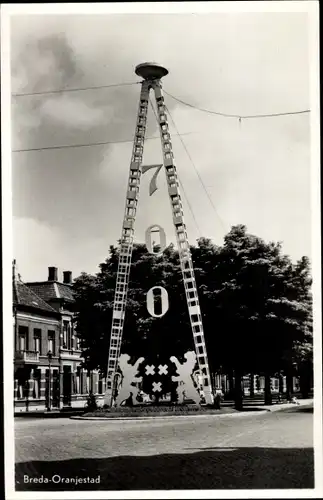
[258,398,313,413]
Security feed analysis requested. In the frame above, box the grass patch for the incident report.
[83,405,238,418]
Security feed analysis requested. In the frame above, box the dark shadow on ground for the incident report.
[283,406,313,414]
[16,447,314,491]
[239,407,268,412]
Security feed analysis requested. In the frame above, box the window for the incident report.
[68,323,72,349]
[33,329,41,353]
[33,369,41,399]
[18,326,28,351]
[48,330,55,354]
[98,376,104,395]
[63,321,68,348]
[62,321,73,349]
[76,367,81,393]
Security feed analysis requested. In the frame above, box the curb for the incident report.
[15,411,85,418]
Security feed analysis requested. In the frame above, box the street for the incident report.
[15,405,314,490]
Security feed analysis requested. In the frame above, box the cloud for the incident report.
[11,32,82,94]
[40,94,112,130]
[13,217,63,282]
[13,217,111,281]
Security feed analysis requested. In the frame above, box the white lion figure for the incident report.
[170,351,201,405]
[115,354,145,406]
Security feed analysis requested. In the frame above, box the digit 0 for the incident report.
[145,224,166,255]
[146,286,169,318]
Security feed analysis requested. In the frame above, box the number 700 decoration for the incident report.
[104,63,214,406]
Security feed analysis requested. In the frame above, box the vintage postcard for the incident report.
[1,2,321,499]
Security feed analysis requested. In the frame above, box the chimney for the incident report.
[63,271,72,284]
[48,267,58,281]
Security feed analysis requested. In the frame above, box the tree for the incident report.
[201,225,312,407]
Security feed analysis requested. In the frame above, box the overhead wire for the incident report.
[12,131,193,153]
[163,89,311,120]
[164,101,226,233]
[12,81,141,98]
[149,96,202,239]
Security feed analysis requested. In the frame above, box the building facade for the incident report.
[14,265,105,412]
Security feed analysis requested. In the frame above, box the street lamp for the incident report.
[47,350,53,411]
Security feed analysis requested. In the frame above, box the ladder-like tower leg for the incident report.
[104,81,150,406]
[151,80,214,405]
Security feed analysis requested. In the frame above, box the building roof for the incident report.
[13,280,58,314]
[26,281,75,303]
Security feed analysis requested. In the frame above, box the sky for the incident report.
[10,8,313,282]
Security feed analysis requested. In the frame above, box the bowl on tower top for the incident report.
[135,62,169,80]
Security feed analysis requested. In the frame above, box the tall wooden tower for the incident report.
[104,63,214,406]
